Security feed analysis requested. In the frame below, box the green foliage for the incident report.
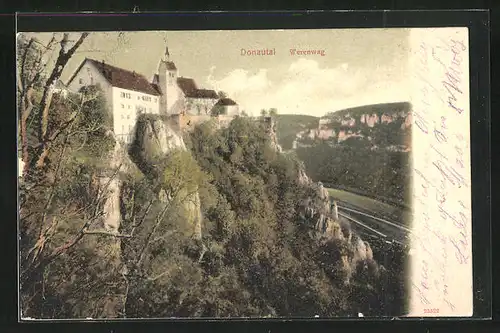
[162,149,208,198]
[295,142,411,205]
[275,114,320,150]
[20,91,407,319]
[180,116,406,317]
[19,83,119,318]
[211,105,226,116]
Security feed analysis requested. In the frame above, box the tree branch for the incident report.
[82,230,133,238]
[36,32,89,169]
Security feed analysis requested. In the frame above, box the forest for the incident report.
[17,32,407,319]
[295,141,411,207]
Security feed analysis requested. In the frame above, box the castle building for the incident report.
[65,46,238,144]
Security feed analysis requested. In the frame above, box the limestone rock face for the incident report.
[130,114,202,240]
[134,114,186,163]
[99,176,121,232]
[95,137,140,233]
[352,236,374,262]
[262,116,283,153]
[294,160,378,285]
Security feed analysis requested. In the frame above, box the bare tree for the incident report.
[36,33,89,169]
[17,32,89,174]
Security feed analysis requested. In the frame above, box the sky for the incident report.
[21,29,411,117]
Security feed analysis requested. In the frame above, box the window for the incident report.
[121,104,124,108]
[128,105,131,109]
[127,115,130,119]
[79,78,83,84]
[154,98,157,103]
[136,105,146,115]
[141,95,152,102]
[122,125,125,133]
[120,92,131,99]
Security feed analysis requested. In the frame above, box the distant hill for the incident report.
[276,102,412,152]
[274,102,412,204]
[323,102,412,120]
[275,114,319,150]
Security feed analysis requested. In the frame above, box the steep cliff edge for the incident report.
[276,102,412,151]
[267,116,375,284]
[129,114,203,240]
[89,114,203,272]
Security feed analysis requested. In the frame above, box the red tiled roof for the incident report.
[68,58,161,96]
[177,77,198,95]
[193,89,219,99]
[176,77,217,99]
[215,98,237,106]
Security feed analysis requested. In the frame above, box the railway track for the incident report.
[336,203,409,246]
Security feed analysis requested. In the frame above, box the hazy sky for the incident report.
[23,29,411,117]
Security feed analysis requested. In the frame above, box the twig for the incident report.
[82,230,133,238]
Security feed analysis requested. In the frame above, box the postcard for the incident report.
[17,27,472,320]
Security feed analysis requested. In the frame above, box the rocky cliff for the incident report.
[87,114,203,241]
[262,116,283,152]
[297,163,375,284]
[266,118,375,285]
[130,114,203,240]
[278,102,412,152]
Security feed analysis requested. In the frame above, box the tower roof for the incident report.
[165,61,177,71]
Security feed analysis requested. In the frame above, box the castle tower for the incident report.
[157,44,179,115]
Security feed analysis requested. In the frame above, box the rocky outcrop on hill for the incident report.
[88,114,203,240]
[131,114,202,240]
[290,102,412,151]
[262,116,283,153]
[295,160,376,284]
[133,114,187,160]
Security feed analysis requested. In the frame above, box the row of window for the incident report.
[139,95,152,102]
[120,104,153,112]
[76,80,156,103]
[121,124,134,134]
[120,91,157,103]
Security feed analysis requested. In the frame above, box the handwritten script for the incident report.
[409,28,472,317]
